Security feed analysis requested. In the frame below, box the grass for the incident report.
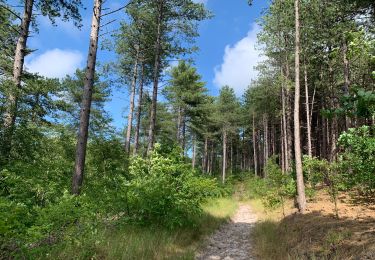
[31,197,238,260]
[248,192,375,260]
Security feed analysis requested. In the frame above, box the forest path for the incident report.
[196,203,257,260]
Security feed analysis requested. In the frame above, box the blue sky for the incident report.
[20,0,270,129]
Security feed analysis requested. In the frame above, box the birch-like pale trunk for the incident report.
[125,48,139,154]
[294,0,307,213]
[72,0,102,195]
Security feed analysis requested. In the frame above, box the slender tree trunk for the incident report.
[252,113,258,176]
[203,136,208,173]
[284,56,293,172]
[263,114,269,175]
[3,0,34,156]
[72,0,102,195]
[281,73,289,171]
[222,130,227,184]
[125,48,139,154]
[304,60,312,158]
[181,113,186,153]
[133,63,144,155]
[176,106,181,143]
[192,135,196,169]
[294,0,307,213]
[281,117,285,172]
[147,1,163,154]
[342,39,351,129]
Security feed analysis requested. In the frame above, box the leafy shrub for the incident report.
[338,126,375,195]
[127,144,223,227]
[303,156,343,218]
[263,157,296,215]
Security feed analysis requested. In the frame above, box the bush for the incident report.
[127,144,223,227]
[338,125,375,194]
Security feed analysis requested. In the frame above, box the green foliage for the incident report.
[127,144,223,227]
[338,126,375,194]
[263,157,296,214]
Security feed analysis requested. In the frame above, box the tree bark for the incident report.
[72,0,102,195]
[125,47,139,154]
[294,0,307,213]
[147,1,163,154]
[252,113,258,176]
[304,60,312,158]
[281,71,289,171]
[222,130,227,184]
[192,135,196,169]
[342,39,351,129]
[3,0,34,156]
[203,136,208,173]
[133,63,144,155]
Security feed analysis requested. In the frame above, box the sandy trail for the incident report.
[196,203,257,260]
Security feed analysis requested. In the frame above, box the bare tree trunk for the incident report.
[281,73,289,171]
[252,113,258,176]
[133,63,144,155]
[72,0,102,195]
[176,106,181,143]
[281,117,286,172]
[147,1,163,154]
[222,130,227,184]
[181,113,186,154]
[294,0,307,213]
[284,56,293,172]
[263,114,269,174]
[3,0,34,156]
[125,48,139,154]
[304,60,312,158]
[342,39,351,130]
[192,135,196,169]
[203,137,208,173]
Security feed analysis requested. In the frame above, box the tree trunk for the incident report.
[342,39,351,129]
[252,113,258,176]
[125,48,139,154]
[192,136,196,169]
[203,136,208,173]
[263,114,269,176]
[304,60,312,158]
[181,113,186,154]
[281,72,289,171]
[133,63,144,155]
[176,106,181,143]
[294,0,307,213]
[147,1,163,154]
[3,0,34,156]
[72,0,102,195]
[222,130,227,184]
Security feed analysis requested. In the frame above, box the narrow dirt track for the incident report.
[196,203,257,260]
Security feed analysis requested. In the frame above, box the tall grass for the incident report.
[30,198,238,260]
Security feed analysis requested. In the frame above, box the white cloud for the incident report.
[25,49,84,78]
[213,23,264,96]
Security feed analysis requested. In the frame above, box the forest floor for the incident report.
[250,189,375,260]
[195,203,257,260]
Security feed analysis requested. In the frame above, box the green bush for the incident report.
[338,126,375,194]
[127,144,223,227]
